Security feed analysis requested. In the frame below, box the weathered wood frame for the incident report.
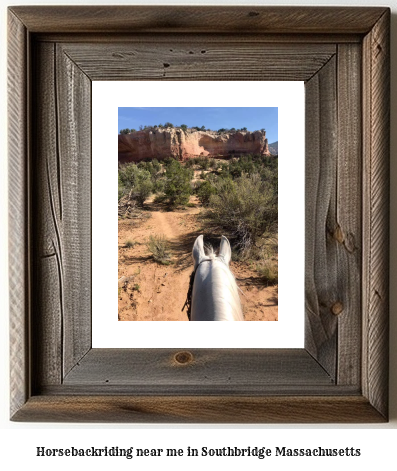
[8,6,390,423]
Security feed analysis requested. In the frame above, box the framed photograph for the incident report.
[8,6,390,423]
[93,82,304,348]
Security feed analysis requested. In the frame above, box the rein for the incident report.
[181,270,195,321]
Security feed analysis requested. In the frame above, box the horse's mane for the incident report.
[203,242,241,292]
[203,243,216,258]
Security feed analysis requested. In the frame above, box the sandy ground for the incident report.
[118,195,278,321]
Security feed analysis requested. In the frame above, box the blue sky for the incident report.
[118,107,278,144]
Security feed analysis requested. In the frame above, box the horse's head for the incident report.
[189,235,243,321]
[192,234,232,270]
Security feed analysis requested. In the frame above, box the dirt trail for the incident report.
[118,196,278,321]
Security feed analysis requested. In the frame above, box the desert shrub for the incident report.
[118,174,125,201]
[137,161,150,172]
[208,158,217,169]
[138,160,162,178]
[153,193,168,204]
[184,158,195,168]
[118,163,153,206]
[217,162,230,177]
[163,157,177,168]
[217,155,278,190]
[197,180,217,207]
[252,233,278,260]
[204,173,277,254]
[119,128,136,135]
[134,178,153,206]
[146,234,172,264]
[164,159,193,206]
[135,159,165,194]
[198,156,210,170]
[204,172,219,184]
[255,260,278,285]
[153,178,166,194]
[227,155,256,178]
[151,159,161,172]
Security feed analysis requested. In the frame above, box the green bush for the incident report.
[118,173,126,201]
[208,158,217,169]
[152,159,162,173]
[164,159,193,206]
[198,156,210,170]
[119,128,136,135]
[197,180,217,206]
[184,158,195,168]
[204,173,277,254]
[118,163,153,206]
[153,178,166,194]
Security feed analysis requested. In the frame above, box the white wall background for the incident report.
[1,0,396,468]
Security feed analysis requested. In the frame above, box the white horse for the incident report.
[189,235,244,321]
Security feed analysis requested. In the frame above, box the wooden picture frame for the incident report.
[8,6,390,423]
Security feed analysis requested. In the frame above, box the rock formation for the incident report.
[118,128,270,164]
[268,141,278,155]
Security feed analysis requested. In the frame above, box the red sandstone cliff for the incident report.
[118,128,270,163]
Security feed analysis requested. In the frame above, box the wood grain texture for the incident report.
[31,42,91,388]
[32,42,63,387]
[62,349,334,392]
[8,10,29,419]
[59,42,335,82]
[336,44,362,386]
[55,45,91,377]
[304,57,338,378]
[34,33,363,45]
[9,6,387,34]
[362,10,390,419]
[11,396,385,424]
[8,6,390,423]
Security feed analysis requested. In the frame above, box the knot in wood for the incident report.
[331,302,344,316]
[333,225,344,244]
[174,351,193,365]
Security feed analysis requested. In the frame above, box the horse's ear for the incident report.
[192,235,205,270]
[219,235,232,266]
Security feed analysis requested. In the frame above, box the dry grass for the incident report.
[255,259,278,285]
[146,234,172,265]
